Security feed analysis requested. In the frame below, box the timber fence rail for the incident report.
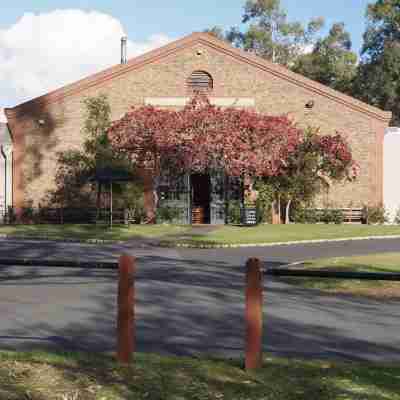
[265,267,400,281]
[0,258,118,269]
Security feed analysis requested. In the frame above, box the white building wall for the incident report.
[0,124,13,221]
[384,127,400,223]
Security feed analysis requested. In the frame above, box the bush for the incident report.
[291,207,320,224]
[362,204,388,225]
[304,208,320,224]
[292,207,344,224]
[5,206,16,224]
[156,205,182,224]
[320,209,333,224]
[394,207,400,225]
[331,209,344,224]
[254,181,274,223]
[227,200,241,225]
[321,209,344,224]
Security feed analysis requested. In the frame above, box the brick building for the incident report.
[3,32,392,223]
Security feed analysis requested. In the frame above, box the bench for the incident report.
[341,208,364,224]
[312,208,365,224]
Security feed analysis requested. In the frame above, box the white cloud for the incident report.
[0,9,172,112]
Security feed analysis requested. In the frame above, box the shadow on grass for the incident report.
[280,262,400,300]
[1,349,400,399]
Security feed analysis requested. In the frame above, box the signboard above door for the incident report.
[144,97,255,108]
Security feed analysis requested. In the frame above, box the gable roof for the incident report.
[5,32,392,122]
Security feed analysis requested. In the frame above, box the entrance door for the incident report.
[191,174,211,224]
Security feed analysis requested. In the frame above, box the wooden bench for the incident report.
[313,208,364,224]
[341,208,364,224]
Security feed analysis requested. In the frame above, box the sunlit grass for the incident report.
[284,253,400,299]
[171,224,400,245]
[1,350,399,399]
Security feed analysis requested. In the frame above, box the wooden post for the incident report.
[110,181,113,228]
[117,254,135,364]
[245,258,263,370]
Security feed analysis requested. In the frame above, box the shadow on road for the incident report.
[0,251,399,362]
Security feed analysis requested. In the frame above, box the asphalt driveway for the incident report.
[0,238,400,361]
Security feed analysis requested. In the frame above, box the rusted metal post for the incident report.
[117,254,135,364]
[245,258,263,370]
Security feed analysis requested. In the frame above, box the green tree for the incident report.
[228,0,324,66]
[293,23,357,93]
[47,95,139,211]
[353,0,400,124]
[203,26,226,41]
[261,127,357,224]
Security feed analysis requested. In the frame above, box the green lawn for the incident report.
[1,350,400,400]
[0,224,189,242]
[170,224,400,246]
[1,223,400,245]
[284,252,400,299]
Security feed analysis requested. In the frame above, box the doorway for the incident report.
[191,174,211,224]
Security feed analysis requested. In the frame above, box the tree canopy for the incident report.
[209,0,324,66]
[353,0,400,124]
[293,23,357,94]
[108,96,357,218]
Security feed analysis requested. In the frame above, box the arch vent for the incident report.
[187,71,213,94]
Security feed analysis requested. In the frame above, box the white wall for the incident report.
[384,127,400,223]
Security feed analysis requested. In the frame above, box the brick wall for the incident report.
[5,34,390,211]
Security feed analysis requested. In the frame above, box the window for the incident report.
[187,71,213,94]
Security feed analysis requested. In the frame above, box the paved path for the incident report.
[1,238,400,361]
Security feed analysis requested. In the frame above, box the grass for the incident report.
[170,224,400,246]
[0,224,189,242]
[284,252,400,299]
[1,350,400,399]
[1,224,400,245]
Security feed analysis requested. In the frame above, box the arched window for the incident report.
[187,71,213,94]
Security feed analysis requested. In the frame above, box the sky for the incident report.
[0,0,373,121]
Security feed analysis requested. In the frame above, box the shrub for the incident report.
[320,209,333,224]
[5,206,16,224]
[304,208,320,224]
[320,209,343,224]
[362,204,388,225]
[331,209,344,224]
[156,205,182,224]
[291,207,320,223]
[394,207,400,225]
[291,206,306,223]
[227,200,242,225]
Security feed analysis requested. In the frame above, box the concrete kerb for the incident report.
[1,233,400,248]
[158,235,400,249]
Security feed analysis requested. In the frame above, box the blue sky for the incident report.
[0,0,371,51]
[0,1,372,116]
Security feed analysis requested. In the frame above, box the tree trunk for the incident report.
[271,196,281,225]
[285,199,292,224]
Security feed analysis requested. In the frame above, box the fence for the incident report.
[2,207,138,225]
[1,256,400,370]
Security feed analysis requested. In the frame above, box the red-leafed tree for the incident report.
[108,95,357,223]
[108,96,302,177]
